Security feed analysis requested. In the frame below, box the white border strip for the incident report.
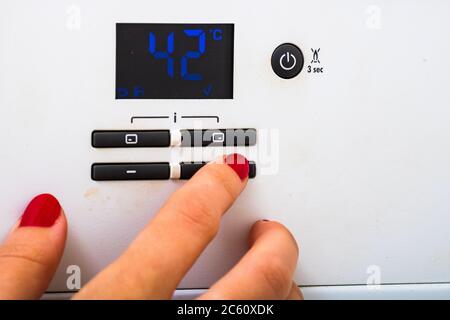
[42,283,450,300]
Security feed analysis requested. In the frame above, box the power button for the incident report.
[271,43,304,79]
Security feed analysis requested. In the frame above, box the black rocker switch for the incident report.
[180,162,207,180]
[180,129,257,147]
[91,163,170,181]
[92,162,256,181]
[180,162,257,180]
[92,130,171,148]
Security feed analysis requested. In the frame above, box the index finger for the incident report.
[74,153,250,299]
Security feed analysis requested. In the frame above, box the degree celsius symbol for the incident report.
[209,29,223,41]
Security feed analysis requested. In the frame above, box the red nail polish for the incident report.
[19,194,61,228]
[225,153,249,181]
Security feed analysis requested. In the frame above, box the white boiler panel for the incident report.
[0,0,449,298]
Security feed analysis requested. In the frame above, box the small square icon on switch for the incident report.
[212,132,225,143]
[125,134,138,144]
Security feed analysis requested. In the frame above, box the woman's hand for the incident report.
[0,154,301,300]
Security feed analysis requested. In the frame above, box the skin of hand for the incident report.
[0,154,302,300]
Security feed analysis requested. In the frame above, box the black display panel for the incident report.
[116,23,234,99]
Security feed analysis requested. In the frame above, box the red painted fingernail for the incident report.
[225,153,249,181]
[19,194,61,228]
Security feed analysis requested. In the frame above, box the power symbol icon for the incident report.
[280,52,297,71]
[271,43,304,79]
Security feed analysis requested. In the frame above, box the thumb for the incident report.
[0,194,67,299]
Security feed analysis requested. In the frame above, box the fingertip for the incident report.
[249,220,300,256]
[8,194,67,236]
[19,193,62,228]
[207,153,250,183]
[189,154,249,203]
[0,195,68,299]
[223,153,250,182]
[200,220,300,300]
[7,197,68,247]
[249,220,286,241]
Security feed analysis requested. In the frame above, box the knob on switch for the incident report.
[271,43,304,79]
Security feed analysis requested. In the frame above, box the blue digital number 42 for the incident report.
[149,29,207,81]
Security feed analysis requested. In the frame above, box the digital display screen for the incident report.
[116,23,234,99]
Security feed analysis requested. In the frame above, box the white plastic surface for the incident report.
[1,0,450,298]
[171,284,450,300]
[42,284,450,300]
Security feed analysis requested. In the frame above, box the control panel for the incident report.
[91,129,257,180]
[1,0,450,297]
